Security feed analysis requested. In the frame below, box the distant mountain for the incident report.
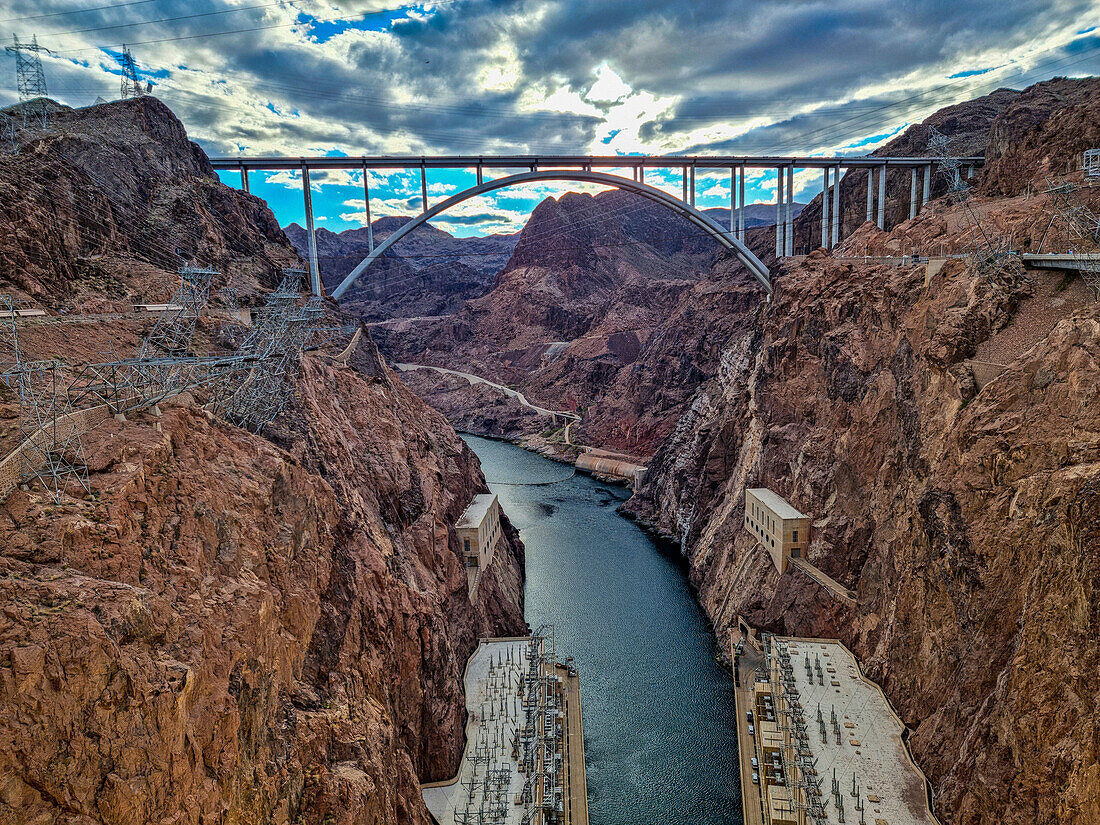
[703,202,806,230]
[284,219,519,320]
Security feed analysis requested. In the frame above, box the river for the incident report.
[465,435,743,825]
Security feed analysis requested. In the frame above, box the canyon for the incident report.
[0,70,1097,825]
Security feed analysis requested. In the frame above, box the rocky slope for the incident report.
[285,219,518,321]
[0,97,526,825]
[0,96,296,306]
[627,95,1100,823]
[793,77,1100,253]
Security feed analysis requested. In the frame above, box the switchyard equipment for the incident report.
[750,636,940,825]
[423,629,585,825]
[1084,149,1100,180]
[1040,178,1100,298]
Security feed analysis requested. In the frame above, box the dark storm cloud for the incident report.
[4,0,1098,158]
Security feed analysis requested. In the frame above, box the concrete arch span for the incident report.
[329,170,772,300]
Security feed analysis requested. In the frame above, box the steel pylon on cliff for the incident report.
[119,45,145,99]
[5,34,51,128]
[213,268,327,433]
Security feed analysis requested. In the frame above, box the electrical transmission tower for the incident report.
[5,34,51,128]
[119,45,145,99]
[928,126,1021,282]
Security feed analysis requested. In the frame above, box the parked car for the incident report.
[752,772,760,784]
[751,757,758,769]
[748,724,755,736]
[746,710,754,723]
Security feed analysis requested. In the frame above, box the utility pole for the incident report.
[6,34,51,128]
[119,45,144,99]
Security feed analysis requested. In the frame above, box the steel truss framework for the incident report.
[1,297,89,503]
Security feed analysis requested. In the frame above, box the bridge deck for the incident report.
[211,153,982,171]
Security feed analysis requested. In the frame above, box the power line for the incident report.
[0,0,162,25]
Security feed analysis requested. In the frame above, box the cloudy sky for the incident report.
[3,0,1099,236]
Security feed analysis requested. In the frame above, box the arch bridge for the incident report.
[211,153,984,299]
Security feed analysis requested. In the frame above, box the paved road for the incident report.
[393,362,581,421]
[734,646,766,825]
[558,664,589,825]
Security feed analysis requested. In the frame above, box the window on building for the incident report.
[464,539,471,554]
[793,529,799,542]
[791,547,800,558]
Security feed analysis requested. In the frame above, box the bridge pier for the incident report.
[876,164,886,229]
[775,166,784,258]
[738,163,746,242]
[421,165,428,214]
[730,167,736,240]
[910,167,919,219]
[831,164,840,247]
[785,163,794,257]
[866,167,874,224]
[361,162,374,252]
[240,167,249,193]
[300,163,321,296]
[821,167,830,249]
[922,164,931,205]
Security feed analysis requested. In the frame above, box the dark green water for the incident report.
[464,435,743,825]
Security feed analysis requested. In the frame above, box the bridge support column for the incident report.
[866,168,874,223]
[690,165,696,207]
[421,165,428,214]
[477,164,483,185]
[910,167,919,219]
[639,165,645,184]
[738,163,746,242]
[361,162,374,252]
[730,167,736,238]
[240,167,249,193]
[682,167,689,203]
[821,167,830,250]
[301,164,321,296]
[775,167,784,258]
[922,164,931,205]
[831,165,841,247]
[785,164,794,257]
[877,164,886,229]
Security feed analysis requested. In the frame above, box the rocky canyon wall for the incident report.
[627,193,1100,823]
[0,97,526,825]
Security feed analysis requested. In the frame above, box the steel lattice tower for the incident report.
[6,34,51,128]
[119,45,144,99]
[928,126,1020,282]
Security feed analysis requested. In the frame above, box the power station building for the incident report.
[456,493,503,596]
[744,488,810,573]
